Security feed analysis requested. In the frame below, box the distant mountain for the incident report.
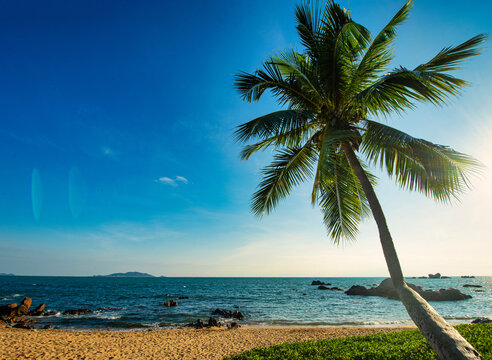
[95,272,155,278]
[0,273,15,276]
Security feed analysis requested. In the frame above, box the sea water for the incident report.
[0,276,490,330]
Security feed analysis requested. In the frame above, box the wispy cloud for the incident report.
[155,176,189,187]
[102,146,117,159]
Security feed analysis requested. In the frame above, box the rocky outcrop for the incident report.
[0,303,19,318]
[164,300,178,307]
[29,303,46,316]
[428,273,441,279]
[186,317,222,329]
[345,278,472,301]
[463,284,482,288]
[318,285,342,291]
[212,308,244,320]
[471,317,491,324]
[17,297,32,316]
[63,309,92,315]
[311,280,331,286]
[227,322,240,329]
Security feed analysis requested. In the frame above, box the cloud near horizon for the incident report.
[155,176,189,187]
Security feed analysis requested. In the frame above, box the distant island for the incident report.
[94,272,155,278]
[0,273,15,276]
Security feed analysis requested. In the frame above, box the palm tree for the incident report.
[233,1,486,359]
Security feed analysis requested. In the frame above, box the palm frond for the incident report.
[348,1,412,96]
[414,34,487,73]
[251,144,317,216]
[235,110,314,143]
[233,61,319,109]
[315,147,371,243]
[295,1,323,59]
[360,120,482,201]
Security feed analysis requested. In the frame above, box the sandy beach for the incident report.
[0,325,416,360]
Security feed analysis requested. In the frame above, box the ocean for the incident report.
[1,276,490,330]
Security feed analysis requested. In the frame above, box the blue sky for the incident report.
[0,0,491,276]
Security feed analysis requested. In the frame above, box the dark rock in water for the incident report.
[44,310,57,316]
[43,325,52,329]
[63,309,92,315]
[471,317,491,324]
[208,317,220,327]
[0,303,18,318]
[164,294,171,297]
[441,276,451,279]
[311,280,331,286]
[461,276,475,278]
[428,273,441,279]
[164,300,178,307]
[318,285,342,291]
[227,322,240,329]
[345,278,472,301]
[212,308,244,320]
[17,297,32,316]
[187,319,205,329]
[13,320,35,329]
[463,284,482,288]
[418,276,427,279]
[178,296,189,300]
[233,306,241,309]
[29,303,46,316]
[474,290,484,292]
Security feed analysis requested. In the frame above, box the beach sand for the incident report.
[0,325,416,359]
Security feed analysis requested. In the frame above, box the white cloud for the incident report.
[175,176,189,184]
[155,176,188,187]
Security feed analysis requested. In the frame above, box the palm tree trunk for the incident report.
[341,141,481,360]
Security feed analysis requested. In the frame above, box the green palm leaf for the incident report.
[316,148,371,243]
[360,120,482,201]
[251,143,317,216]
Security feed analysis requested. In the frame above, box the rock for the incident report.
[227,322,240,329]
[212,308,244,320]
[428,273,441,279]
[311,280,331,286]
[44,310,57,316]
[475,290,484,292]
[164,300,178,307]
[17,297,32,316]
[43,325,52,329]
[208,317,220,327]
[318,286,342,291]
[463,284,482,288]
[471,317,491,324]
[178,296,189,299]
[345,278,472,301]
[461,276,475,278]
[441,276,451,279]
[13,321,35,329]
[232,311,244,320]
[0,303,18,318]
[29,303,46,316]
[418,276,427,279]
[63,309,92,315]
[187,319,205,329]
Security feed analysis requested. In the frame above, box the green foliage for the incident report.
[233,0,486,243]
[225,324,492,360]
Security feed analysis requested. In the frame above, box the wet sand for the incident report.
[0,325,415,359]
